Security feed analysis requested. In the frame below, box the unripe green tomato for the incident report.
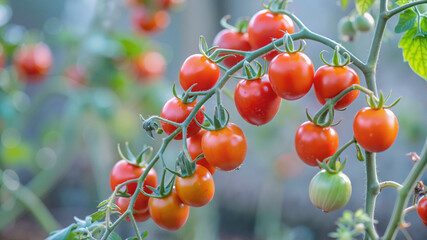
[309,170,352,212]
[353,13,374,32]
[338,17,357,42]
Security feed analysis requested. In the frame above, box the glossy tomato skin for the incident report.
[175,165,215,207]
[201,123,247,171]
[187,130,217,174]
[295,121,339,167]
[309,170,352,212]
[268,52,314,100]
[213,29,251,68]
[116,197,151,222]
[160,97,205,140]
[131,7,170,33]
[133,51,166,81]
[313,66,360,109]
[417,196,427,226]
[110,160,157,196]
[353,107,399,152]
[247,9,294,61]
[14,43,52,83]
[148,188,190,231]
[179,54,220,92]
[234,75,281,125]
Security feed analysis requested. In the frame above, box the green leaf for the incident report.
[108,232,123,240]
[399,25,427,80]
[89,210,106,222]
[394,9,417,33]
[97,199,109,208]
[396,0,410,6]
[356,0,375,14]
[46,224,77,240]
[341,0,349,9]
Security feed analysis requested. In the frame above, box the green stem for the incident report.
[385,0,427,19]
[382,137,427,240]
[328,138,356,169]
[380,181,403,190]
[364,151,380,240]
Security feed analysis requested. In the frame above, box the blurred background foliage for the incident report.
[0,0,426,239]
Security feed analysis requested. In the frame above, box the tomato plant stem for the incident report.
[386,0,427,19]
[379,181,403,190]
[364,151,380,240]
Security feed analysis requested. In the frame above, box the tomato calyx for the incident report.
[172,83,197,104]
[318,138,357,174]
[196,103,230,131]
[199,36,232,64]
[320,46,351,67]
[235,60,266,81]
[365,90,401,110]
[117,142,153,167]
[262,0,288,13]
[220,15,249,34]
[144,168,175,198]
[272,32,306,54]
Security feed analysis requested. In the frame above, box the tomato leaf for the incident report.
[108,232,123,240]
[355,0,375,14]
[394,9,417,33]
[396,0,410,6]
[399,22,427,80]
[341,0,349,9]
[89,210,106,222]
[46,224,77,240]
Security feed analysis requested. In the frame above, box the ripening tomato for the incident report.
[160,97,205,140]
[417,196,427,226]
[247,9,294,61]
[132,7,170,33]
[133,51,166,81]
[295,121,339,167]
[179,54,220,92]
[13,43,53,83]
[148,188,190,231]
[313,65,360,109]
[213,29,251,68]
[309,170,352,213]
[201,123,247,171]
[353,107,399,152]
[110,160,157,196]
[64,65,86,88]
[234,75,281,125]
[187,130,217,174]
[175,165,215,207]
[116,197,151,222]
[268,52,314,100]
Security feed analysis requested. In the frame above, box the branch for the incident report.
[380,181,403,190]
[386,0,427,19]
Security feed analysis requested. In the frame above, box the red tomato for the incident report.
[268,52,314,100]
[353,107,399,152]
[133,51,166,81]
[187,129,217,174]
[313,66,360,109]
[64,65,86,88]
[295,121,339,167]
[201,123,247,171]
[179,54,220,92]
[247,9,294,61]
[110,160,157,196]
[148,188,190,231]
[160,97,205,140]
[234,75,281,125]
[417,196,427,226]
[175,165,215,207]
[132,7,170,34]
[116,197,151,222]
[13,43,53,83]
[213,29,251,68]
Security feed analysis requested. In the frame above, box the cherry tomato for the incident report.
[353,13,374,32]
[247,9,294,61]
[132,7,170,34]
[295,121,339,167]
[268,52,314,100]
[148,188,190,231]
[213,29,251,68]
[175,165,215,207]
[338,17,358,42]
[110,160,157,196]
[116,197,151,222]
[313,65,360,109]
[179,54,220,92]
[417,196,427,226]
[353,107,399,152]
[201,123,247,171]
[187,130,217,174]
[309,170,352,213]
[234,75,281,125]
[64,65,86,88]
[160,97,205,140]
[13,43,53,83]
[133,51,166,82]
